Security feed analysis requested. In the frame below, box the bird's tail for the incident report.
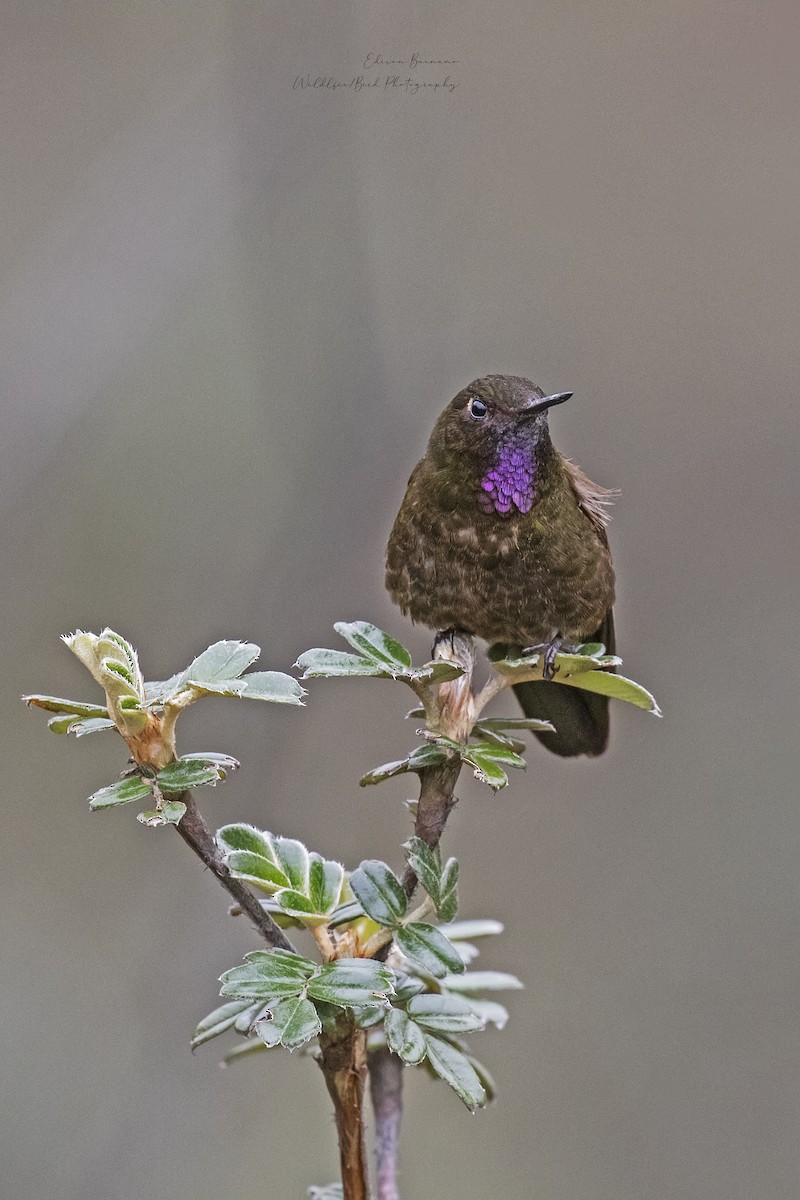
[511,610,615,758]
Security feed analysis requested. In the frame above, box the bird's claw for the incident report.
[521,636,563,681]
[543,644,560,681]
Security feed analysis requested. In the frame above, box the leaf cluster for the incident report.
[88,753,240,826]
[216,824,347,927]
[24,630,303,817]
[25,623,661,1126]
[199,828,523,1110]
[297,622,660,791]
[24,630,303,750]
[489,641,661,713]
[296,621,463,686]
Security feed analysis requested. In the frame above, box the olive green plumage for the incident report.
[385,375,617,757]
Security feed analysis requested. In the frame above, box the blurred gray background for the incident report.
[3,3,799,1198]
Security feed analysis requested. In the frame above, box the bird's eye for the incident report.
[468,397,488,419]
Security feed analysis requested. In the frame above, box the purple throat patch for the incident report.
[479,441,536,516]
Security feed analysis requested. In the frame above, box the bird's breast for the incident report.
[385,457,614,644]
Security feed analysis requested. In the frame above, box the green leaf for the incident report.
[306,959,394,1007]
[296,649,390,678]
[394,924,465,979]
[68,717,118,737]
[353,1004,388,1029]
[349,861,408,927]
[407,994,485,1033]
[358,757,411,786]
[359,743,449,787]
[460,742,526,791]
[327,899,365,927]
[440,919,504,941]
[442,971,524,993]
[307,855,346,916]
[557,669,662,714]
[156,759,224,793]
[191,999,258,1050]
[236,671,305,704]
[464,1053,498,1103]
[469,724,526,753]
[223,832,309,893]
[235,1003,267,1033]
[475,716,555,734]
[488,642,616,684]
[178,640,260,686]
[464,742,527,769]
[271,836,310,892]
[181,678,247,698]
[63,630,148,736]
[424,1034,487,1111]
[437,858,459,922]
[385,1008,427,1064]
[220,949,316,1001]
[392,973,427,1003]
[403,838,442,900]
[275,890,320,920]
[162,799,187,823]
[411,660,465,685]
[255,897,305,930]
[462,753,511,791]
[334,621,412,671]
[402,838,460,921]
[23,694,110,719]
[181,752,240,770]
[225,850,290,892]
[144,672,186,703]
[555,651,623,674]
[254,996,321,1051]
[89,776,152,810]
[137,809,163,826]
[47,714,81,734]
[184,671,304,705]
[216,823,273,857]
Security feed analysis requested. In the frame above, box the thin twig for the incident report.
[368,1047,403,1200]
[401,756,462,898]
[370,635,476,1197]
[319,1020,370,1200]
[173,792,295,953]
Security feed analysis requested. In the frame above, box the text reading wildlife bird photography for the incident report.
[24,376,659,1200]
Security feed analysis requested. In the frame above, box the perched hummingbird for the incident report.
[385,375,617,756]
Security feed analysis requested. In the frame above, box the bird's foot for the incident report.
[521,635,563,681]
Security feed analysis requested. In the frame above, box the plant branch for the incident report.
[472,669,511,717]
[173,791,295,953]
[368,1046,403,1200]
[401,756,462,898]
[365,636,476,1198]
[319,1020,370,1200]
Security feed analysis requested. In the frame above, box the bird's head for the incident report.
[428,375,571,467]
[426,376,571,516]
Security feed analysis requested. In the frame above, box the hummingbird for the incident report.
[385,375,617,757]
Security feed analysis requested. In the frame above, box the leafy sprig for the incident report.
[23,629,303,820]
[299,621,661,791]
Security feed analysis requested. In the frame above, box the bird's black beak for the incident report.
[521,391,573,417]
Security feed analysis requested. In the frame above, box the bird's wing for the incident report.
[561,458,617,535]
